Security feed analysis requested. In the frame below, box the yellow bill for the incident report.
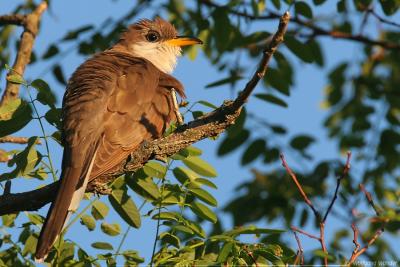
[166,36,203,46]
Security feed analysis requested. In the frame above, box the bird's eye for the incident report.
[146,31,160,42]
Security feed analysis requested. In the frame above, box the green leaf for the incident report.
[0,99,32,138]
[306,39,324,66]
[91,200,109,220]
[6,73,26,85]
[0,137,41,181]
[143,161,167,179]
[290,135,315,150]
[42,44,59,59]
[80,214,96,231]
[123,250,144,263]
[209,234,235,242]
[379,0,399,15]
[173,166,199,185]
[313,0,327,4]
[217,242,234,263]
[53,64,67,85]
[295,1,313,18]
[183,156,217,177]
[31,79,57,107]
[27,213,44,225]
[185,220,206,238]
[212,7,232,52]
[109,189,141,228]
[45,108,62,129]
[285,36,314,63]
[225,225,285,237]
[241,139,266,165]
[198,100,218,109]
[2,213,18,227]
[101,222,121,236]
[218,129,250,156]
[62,25,94,40]
[182,146,203,157]
[160,232,180,248]
[128,176,160,200]
[152,211,182,222]
[190,201,217,223]
[190,188,218,206]
[22,234,37,256]
[173,225,194,235]
[255,93,288,108]
[195,178,218,189]
[205,75,243,88]
[265,67,290,96]
[0,98,22,119]
[91,242,114,250]
[313,249,336,261]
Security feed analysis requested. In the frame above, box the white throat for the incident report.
[131,42,182,73]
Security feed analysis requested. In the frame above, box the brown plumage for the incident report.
[35,18,201,262]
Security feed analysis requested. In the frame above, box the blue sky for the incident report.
[1,0,397,264]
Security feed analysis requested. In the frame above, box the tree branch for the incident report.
[348,184,386,265]
[0,1,48,106]
[0,135,41,144]
[280,153,320,220]
[200,0,400,50]
[0,14,25,26]
[0,12,290,216]
[322,151,351,223]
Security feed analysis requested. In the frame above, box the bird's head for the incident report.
[118,18,202,73]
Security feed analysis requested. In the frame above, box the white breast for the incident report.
[131,42,182,73]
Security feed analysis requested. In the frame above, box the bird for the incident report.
[35,17,202,262]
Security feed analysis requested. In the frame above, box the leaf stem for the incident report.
[150,160,173,266]
[27,88,58,182]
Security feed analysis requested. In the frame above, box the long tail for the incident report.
[35,148,97,262]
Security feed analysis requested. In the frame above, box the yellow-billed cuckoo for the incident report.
[35,18,202,262]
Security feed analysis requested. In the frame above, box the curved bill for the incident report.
[166,36,203,46]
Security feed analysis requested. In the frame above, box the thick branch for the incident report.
[0,12,290,216]
[0,2,47,106]
[200,0,400,50]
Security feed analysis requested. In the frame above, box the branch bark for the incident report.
[0,2,47,106]
[0,12,290,216]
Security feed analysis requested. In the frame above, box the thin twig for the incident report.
[150,160,172,266]
[243,246,259,267]
[351,223,361,254]
[0,1,47,106]
[347,184,386,265]
[292,230,304,265]
[280,154,320,219]
[370,8,400,28]
[199,0,400,50]
[319,223,328,267]
[0,135,41,144]
[322,151,352,223]
[359,184,381,216]
[291,226,320,241]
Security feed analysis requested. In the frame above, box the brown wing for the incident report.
[89,54,184,179]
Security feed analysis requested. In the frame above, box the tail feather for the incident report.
[35,148,98,262]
